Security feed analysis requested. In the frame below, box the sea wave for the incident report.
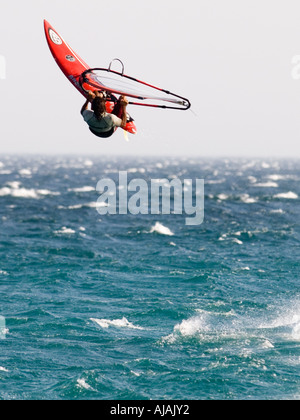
[90,317,144,330]
[149,222,174,236]
[68,186,95,193]
[239,194,257,203]
[57,201,107,210]
[253,182,279,188]
[76,379,94,391]
[0,183,60,199]
[18,168,32,177]
[258,302,300,341]
[54,227,76,235]
[274,192,298,199]
[161,313,211,345]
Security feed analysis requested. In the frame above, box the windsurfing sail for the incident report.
[79,60,191,111]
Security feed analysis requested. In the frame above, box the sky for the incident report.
[0,0,300,157]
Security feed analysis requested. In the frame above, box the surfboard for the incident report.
[43,20,137,134]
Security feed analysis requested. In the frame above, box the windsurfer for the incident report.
[81,91,129,138]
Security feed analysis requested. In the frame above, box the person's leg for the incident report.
[111,100,124,119]
[112,96,129,127]
[89,127,114,138]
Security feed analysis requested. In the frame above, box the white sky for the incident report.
[0,0,300,157]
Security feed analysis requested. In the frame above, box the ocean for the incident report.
[0,155,300,400]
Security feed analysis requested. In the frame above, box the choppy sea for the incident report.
[0,155,300,400]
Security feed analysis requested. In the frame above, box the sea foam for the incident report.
[54,227,76,235]
[90,317,143,330]
[149,222,174,236]
[76,378,94,391]
[274,192,298,199]
[0,183,60,199]
[68,186,95,193]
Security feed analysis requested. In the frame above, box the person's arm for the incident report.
[80,91,96,115]
[80,99,90,115]
[119,96,129,128]
[120,112,127,129]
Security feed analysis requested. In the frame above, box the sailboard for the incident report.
[44,20,136,134]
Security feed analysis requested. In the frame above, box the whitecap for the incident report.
[83,159,93,167]
[127,167,146,174]
[103,168,119,174]
[6,181,21,189]
[248,176,257,184]
[217,194,228,201]
[268,174,284,181]
[240,194,257,203]
[270,209,284,214]
[61,204,83,210]
[0,327,9,337]
[258,304,300,341]
[254,182,279,188]
[68,186,95,193]
[77,378,94,391]
[59,202,108,210]
[0,367,9,372]
[268,174,296,181]
[233,238,243,245]
[205,179,226,185]
[54,227,76,235]
[274,192,298,199]
[90,317,143,330]
[149,222,174,236]
[0,187,39,199]
[174,316,205,337]
[37,189,60,196]
[130,370,141,377]
[291,320,300,340]
[261,340,274,349]
[86,202,108,208]
[162,315,206,344]
[0,185,60,199]
[19,168,32,177]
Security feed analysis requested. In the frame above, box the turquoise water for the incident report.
[0,155,300,400]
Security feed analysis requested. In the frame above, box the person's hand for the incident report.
[87,90,96,101]
[119,95,129,106]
